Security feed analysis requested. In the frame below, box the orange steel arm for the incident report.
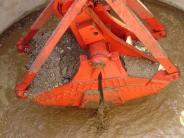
[17,0,54,52]
[16,0,88,98]
[127,0,166,38]
[106,0,178,74]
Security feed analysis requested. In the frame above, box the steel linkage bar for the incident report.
[105,0,178,74]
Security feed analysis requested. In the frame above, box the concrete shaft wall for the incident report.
[0,0,47,34]
[159,0,184,11]
[0,0,183,34]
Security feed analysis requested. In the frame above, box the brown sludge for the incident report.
[1,0,184,137]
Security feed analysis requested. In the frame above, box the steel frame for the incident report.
[16,0,179,108]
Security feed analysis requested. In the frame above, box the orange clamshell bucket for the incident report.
[16,0,179,108]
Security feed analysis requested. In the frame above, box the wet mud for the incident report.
[0,1,184,138]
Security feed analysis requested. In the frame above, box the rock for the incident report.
[67,47,71,50]
[62,67,67,75]
[180,111,184,126]
[60,49,64,54]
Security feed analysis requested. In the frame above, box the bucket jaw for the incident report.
[16,0,179,108]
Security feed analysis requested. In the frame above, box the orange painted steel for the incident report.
[126,0,166,39]
[17,0,54,52]
[16,0,179,108]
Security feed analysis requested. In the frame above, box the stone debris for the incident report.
[123,56,159,78]
[27,31,86,95]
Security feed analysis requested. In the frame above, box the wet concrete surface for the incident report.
[0,1,184,138]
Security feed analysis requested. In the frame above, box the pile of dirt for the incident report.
[27,31,86,96]
[123,56,159,78]
[122,41,159,79]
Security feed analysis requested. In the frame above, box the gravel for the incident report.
[27,31,86,95]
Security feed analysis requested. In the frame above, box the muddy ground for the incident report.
[0,0,184,138]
